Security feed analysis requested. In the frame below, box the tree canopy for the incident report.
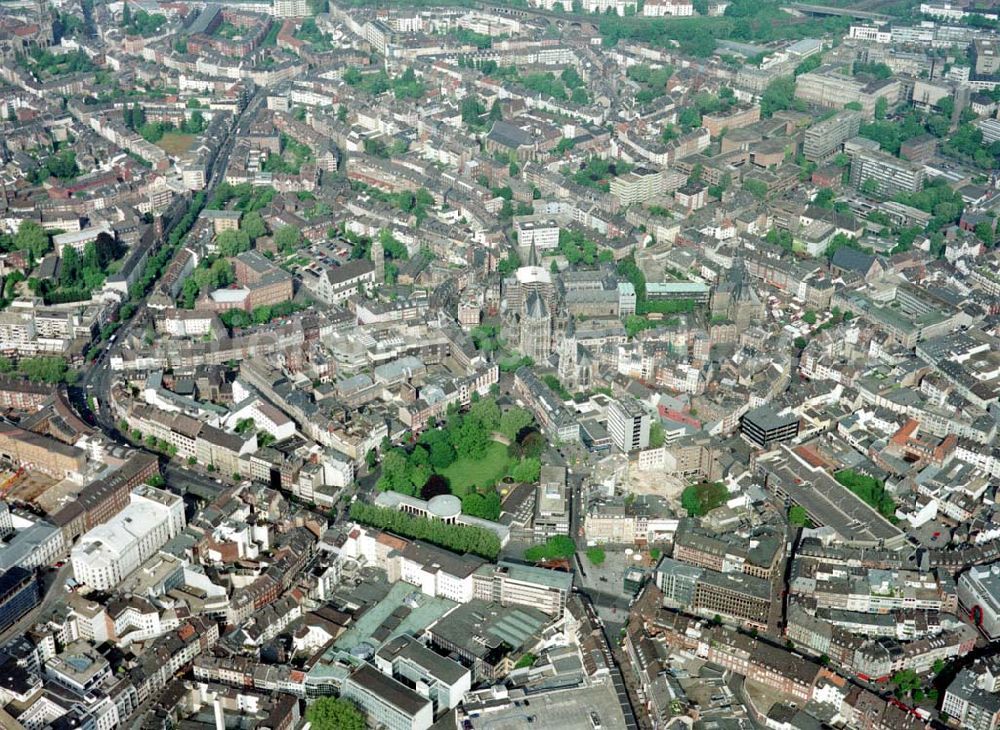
[681,481,728,517]
[13,220,51,260]
[305,698,365,730]
[760,77,797,117]
[216,229,251,257]
[0,355,74,384]
[499,407,533,441]
[462,490,502,521]
[524,535,576,562]
[275,225,304,252]
[510,458,541,483]
[350,502,501,559]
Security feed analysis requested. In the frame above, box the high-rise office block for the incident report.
[0,566,40,633]
[0,501,12,540]
[803,110,862,162]
[849,147,925,197]
[273,0,309,17]
[692,570,772,630]
[607,395,651,452]
[740,405,800,449]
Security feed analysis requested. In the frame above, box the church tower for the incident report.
[37,0,54,45]
[557,318,577,386]
[508,240,554,313]
[371,238,385,283]
[519,290,552,361]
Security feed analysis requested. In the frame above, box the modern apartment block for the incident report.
[803,110,862,162]
[849,147,925,197]
[942,668,1000,730]
[849,24,892,43]
[607,395,651,452]
[534,465,570,538]
[610,168,666,205]
[273,0,309,17]
[973,39,1000,76]
[515,219,560,251]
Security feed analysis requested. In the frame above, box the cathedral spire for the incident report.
[527,239,539,268]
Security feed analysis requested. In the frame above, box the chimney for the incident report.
[213,697,225,730]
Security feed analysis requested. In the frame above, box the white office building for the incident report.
[273,0,309,17]
[607,395,651,453]
[71,486,185,591]
[341,663,433,730]
[643,0,694,16]
[515,219,560,251]
[375,635,471,713]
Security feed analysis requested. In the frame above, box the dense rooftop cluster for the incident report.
[1,0,1000,728]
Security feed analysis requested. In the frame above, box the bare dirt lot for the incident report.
[627,463,687,504]
[5,470,57,505]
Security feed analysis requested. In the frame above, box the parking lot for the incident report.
[909,517,954,548]
[464,675,626,730]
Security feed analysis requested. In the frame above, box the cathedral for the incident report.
[503,242,596,388]
[503,241,556,363]
[502,246,765,389]
[709,259,765,331]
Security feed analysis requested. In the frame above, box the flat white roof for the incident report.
[53,225,111,246]
[209,287,250,303]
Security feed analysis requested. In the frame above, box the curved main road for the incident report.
[76,89,267,438]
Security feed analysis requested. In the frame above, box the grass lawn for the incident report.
[156,132,196,156]
[438,441,511,496]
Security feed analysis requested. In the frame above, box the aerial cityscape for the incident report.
[0,0,999,727]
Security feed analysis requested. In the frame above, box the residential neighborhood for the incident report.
[0,0,1000,728]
